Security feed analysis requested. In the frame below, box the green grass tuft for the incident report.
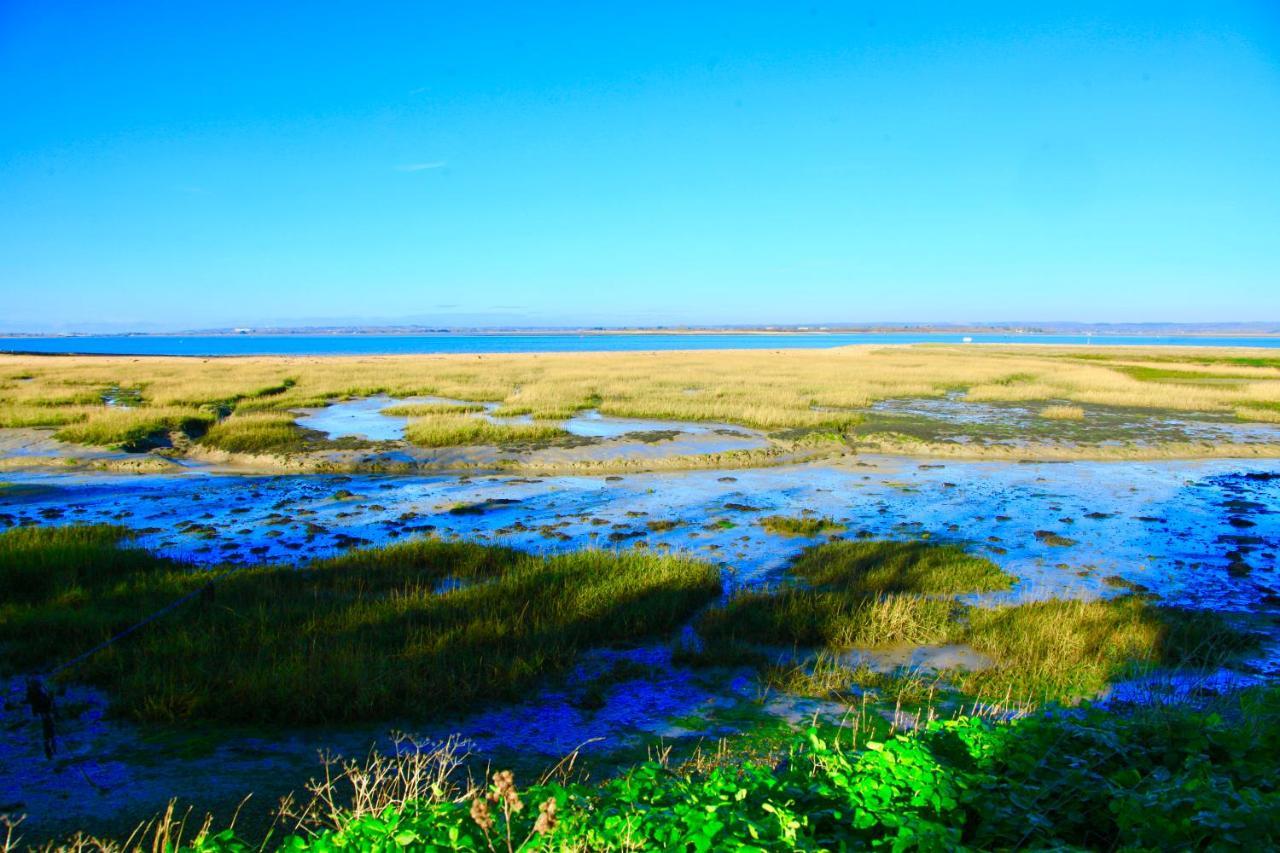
[757,514,845,536]
[791,539,1014,594]
[198,412,310,453]
[404,413,569,447]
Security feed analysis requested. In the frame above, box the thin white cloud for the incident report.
[396,161,446,172]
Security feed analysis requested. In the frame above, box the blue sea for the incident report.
[2,332,1279,357]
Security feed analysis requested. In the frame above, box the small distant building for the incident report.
[233,328,253,334]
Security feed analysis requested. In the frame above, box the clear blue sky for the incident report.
[2,2,1278,332]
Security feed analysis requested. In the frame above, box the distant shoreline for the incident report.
[5,325,1280,339]
[4,329,1280,359]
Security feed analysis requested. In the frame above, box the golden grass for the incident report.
[198,412,308,453]
[51,406,215,449]
[3,345,1279,456]
[381,402,487,416]
[1237,406,1280,424]
[1039,404,1085,421]
[0,403,93,428]
[403,413,567,447]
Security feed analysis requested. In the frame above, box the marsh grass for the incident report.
[699,589,958,649]
[404,414,568,448]
[0,526,186,671]
[688,538,1257,707]
[0,526,720,724]
[52,406,215,450]
[696,541,1010,650]
[0,404,93,428]
[198,412,312,454]
[757,515,845,536]
[791,540,1013,594]
[952,597,1259,703]
[380,402,488,416]
[1040,404,1085,420]
[1237,404,1280,423]
[7,343,1280,458]
[699,590,1257,706]
[762,652,940,706]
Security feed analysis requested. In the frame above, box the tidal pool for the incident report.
[293,395,769,449]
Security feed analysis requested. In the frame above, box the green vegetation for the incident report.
[0,403,92,428]
[0,526,720,723]
[49,693,1280,851]
[1117,365,1257,384]
[952,597,1257,702]
[52,406,215,450]
[404,413,569,448]
[4,528,1275,848]
[1040,403,1084,420]
[761,651,940,705]
[688,539,1256,706]
[757,515,845,536]
[198,412,311,454]
[381,402,488,416]
[695,587,957,651]
[0,525,181,670]
[790,539,1013,595]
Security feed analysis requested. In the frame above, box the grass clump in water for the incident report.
[694,540,1009,651]
[762,651,940,705]
[0,526,721,724]
[404,413,568,447]
[381,402,488,416]
[758,514,845,536]
[1040,404,1085,420]
[952,597,1258,703]
[687,538,1256,707]
[198,412,311,453]
[791,539,1014,594]
[698,588,957,650]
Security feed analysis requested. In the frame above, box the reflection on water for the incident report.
[294,395,769,448]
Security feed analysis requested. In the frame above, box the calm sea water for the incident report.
[2,332,1280,356]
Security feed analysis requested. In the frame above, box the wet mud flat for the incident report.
[859,393,1280,448]
[1,455,1279,840]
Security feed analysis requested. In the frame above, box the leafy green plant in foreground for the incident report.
[50,691,1279,851]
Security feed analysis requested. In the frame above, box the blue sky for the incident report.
[2,2,1278,332]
